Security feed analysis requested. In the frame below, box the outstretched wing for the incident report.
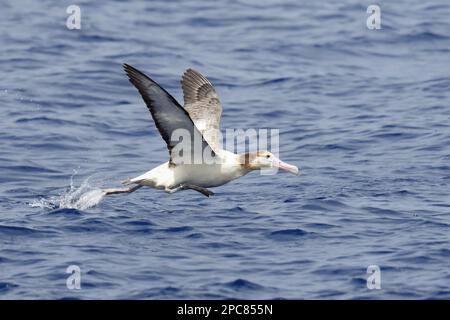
[181,69,222,152]
[123,64,215,165]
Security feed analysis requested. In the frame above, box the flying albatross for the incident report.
[103,64,299,197]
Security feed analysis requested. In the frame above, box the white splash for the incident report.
[30,174,106,211]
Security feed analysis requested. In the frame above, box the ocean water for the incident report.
[1,0,449,299]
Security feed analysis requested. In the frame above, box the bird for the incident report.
[102,64,299,197]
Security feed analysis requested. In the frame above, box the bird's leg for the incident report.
[165,185,183,194]
[181,184,214,197]
[165,184,214,197]
[103,184,143,195]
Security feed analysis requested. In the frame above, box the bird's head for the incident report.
[241,151,299,175]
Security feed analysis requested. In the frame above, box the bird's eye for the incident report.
[266,154,271,158]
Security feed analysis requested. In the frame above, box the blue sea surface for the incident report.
[1,0,450,299]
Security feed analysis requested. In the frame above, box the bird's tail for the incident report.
[121,177,145,186]
[121,178,133,185]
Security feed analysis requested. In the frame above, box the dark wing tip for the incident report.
[123,63,137,76]
[123,63,138,73]
[123,63,152,86]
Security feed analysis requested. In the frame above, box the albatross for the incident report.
[103,64,299,197]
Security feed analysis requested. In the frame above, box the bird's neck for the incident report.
[237,151,259,171]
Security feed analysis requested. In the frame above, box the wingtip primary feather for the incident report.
[123,63,134,74]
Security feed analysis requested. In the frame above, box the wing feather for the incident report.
[124,64,215,165]
[181,69,222,152]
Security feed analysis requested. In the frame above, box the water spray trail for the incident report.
[30,172,106,210]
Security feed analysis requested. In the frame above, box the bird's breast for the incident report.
[173,162,245,188]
